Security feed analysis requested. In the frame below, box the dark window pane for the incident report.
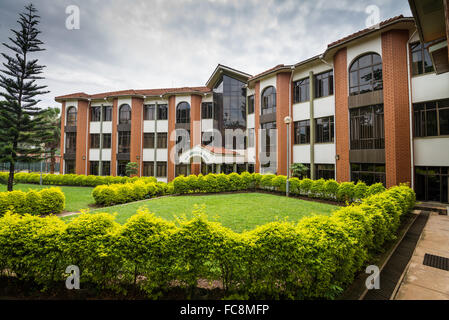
[119,104,131,124]
[144,133,155,149]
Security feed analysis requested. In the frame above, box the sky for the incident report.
[0,0,412,109]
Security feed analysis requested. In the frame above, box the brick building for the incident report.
[56,8,449,203]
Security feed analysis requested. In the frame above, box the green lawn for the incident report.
[63,193,339,233]
[1,184,95,213]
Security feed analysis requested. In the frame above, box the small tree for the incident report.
[125,162,139,177]
[40,108,61,174]
[0,4,50,191]
[291,163,309,179]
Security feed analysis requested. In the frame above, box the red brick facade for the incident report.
[130,97,144,176]
[276,72,291,176]
[190,95,202,175]
[75,100,88,175]
[167,96,176,182]
[254,81,261,173]
[111,98,118,176]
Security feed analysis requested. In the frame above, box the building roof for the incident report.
[205,64,252,88]
[248,64,293,82]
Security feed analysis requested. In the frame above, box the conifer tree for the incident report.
[0,4,51,191]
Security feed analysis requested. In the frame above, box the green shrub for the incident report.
[324,180,339,200]
[367,183,386,196]
[337,182,355,203]
[310,179,325,198]
[271,175,287,192]
[299,178,313,195]
[354,181,368,200]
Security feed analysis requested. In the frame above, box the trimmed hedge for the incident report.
[0,172,157,187]
[0,187,65,217]
[0,185,415,299]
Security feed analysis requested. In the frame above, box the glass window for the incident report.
[247,128,255,148]
[90,107,101,122]
[144,105,155,120]
[102,134,111,149]
[157,133,168,149]
[261,86,276,115]
[175,164,189,177]
[157,104,168,120]
[103,106,112,121]
[293,78,310,103]
[414,99,449,137]
[294,120,310,144]
[411,42,435,76]
[350,105,384,150]
[65,160,76,174]
[248,95,255,114]
[102,161,110,176]
[349,53,383,96]
[157,162,167,177]
[202,102,213,119]
[90,161,99,175]
[119,104,131,124]
[90,134,100,149]
[118,131,131,153]
[65,132,77,153]
[316,164,335,180]
[117,161,128,176]
[314,70,334,98]
[143,133,155,149]
[351,163,386,186]
[66,107,77,126]
[176,102,190,124]
[315,116,334,143]
[143,162,154,177]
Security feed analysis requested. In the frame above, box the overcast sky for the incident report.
[0,0,411,109]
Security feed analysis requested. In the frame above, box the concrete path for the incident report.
[394,212,449,300]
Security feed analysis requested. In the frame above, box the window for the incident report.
[102,161,110,176]
[65,160,76,174]
[294,120,310,144]
[119,104,131,124]
[415,167,449,203]
[91,107,101,122]
[66,107,77,126]
[351,163,386,186]
[261,122,277,155]
[158,104,168,120]
[202,102,213,119]
[90,134,100,149]
[143,162,154,177]
[90,161,99,175]
[143,133,155,149]
[103,106,112,121]
[176,102,190,123]
[248,95,255,114]
[350,105,384,150]
[65,132,76,153]
[315,70,334,98]
[118,131,131,153]
[315,116,334,143]
[144,105,155,120]
[157,133,168,149]
[293,78,310,103]
[411,42,434,76]
[156,162,167,177]
[117,161,128,176]
[247,128,255,148]
[316,164,335,180]
[102,134,111,149]
[349,53,382,96]
[414,99,449,137]
[261,86,276,115]
[175,164,189,177]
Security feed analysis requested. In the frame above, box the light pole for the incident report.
[284,116,292,197]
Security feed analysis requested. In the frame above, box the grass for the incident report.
[62,193,339,233]
[0,183,95,213]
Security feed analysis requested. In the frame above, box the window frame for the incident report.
[176,102,191,124]
[261,86,276,115]
[350,104,385,150]
[90,133,100,149]
[414,99,449,137]
[247,95,255,114]
[293,77,310,103]
[314,70,334,98]
[157,104,168,120]
[144,104,155,121]
[315,116,335,144]
[66,106,77,126]
[294,120,310,145]
[351,163,386,186]
[349,53,383,96]
[410,41,435,76]
[119,104,131,124]
[118,131,131,153]
[90,107,101,122]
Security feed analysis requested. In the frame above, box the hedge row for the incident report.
[0,188,65,217]
[173,173,386,202]
[0,172,158,187]
[92,181,173,206]
[0,185,415,299]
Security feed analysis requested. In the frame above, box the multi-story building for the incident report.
[56,6,449,203]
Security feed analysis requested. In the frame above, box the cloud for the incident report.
[0,0,411,109]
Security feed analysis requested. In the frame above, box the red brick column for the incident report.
[60,102,66,174]
[334,48,350,182]
[75,100,88,175]
[254,81,261,173]
[167,95,176,182]
[111,98,118,176]
[130,97,144,176]
[382,29,412,187]
[276,72,291,176]
[190,95,202,175]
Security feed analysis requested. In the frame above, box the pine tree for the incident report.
[0,4,50,191]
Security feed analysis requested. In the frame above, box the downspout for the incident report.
[154,100,158,178]
[86,99,91,175]
[407,30,417,188]
[309,71,315,180]
[99,103,104,176]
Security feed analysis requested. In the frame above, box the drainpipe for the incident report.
[86,99,91,175]
[98,103,104,176]
[154,101,158,178]
[407,30,417,189]
[309,71,315,180]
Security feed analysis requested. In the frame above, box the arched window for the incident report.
[261,86,276,115]
[176,102,190,124]
[349,53,382,96]
[119,104,131,124]
[66,107,77,126]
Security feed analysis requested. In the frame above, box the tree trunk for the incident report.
[7,161,14,191]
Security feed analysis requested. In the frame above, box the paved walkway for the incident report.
[394,212,449,300]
